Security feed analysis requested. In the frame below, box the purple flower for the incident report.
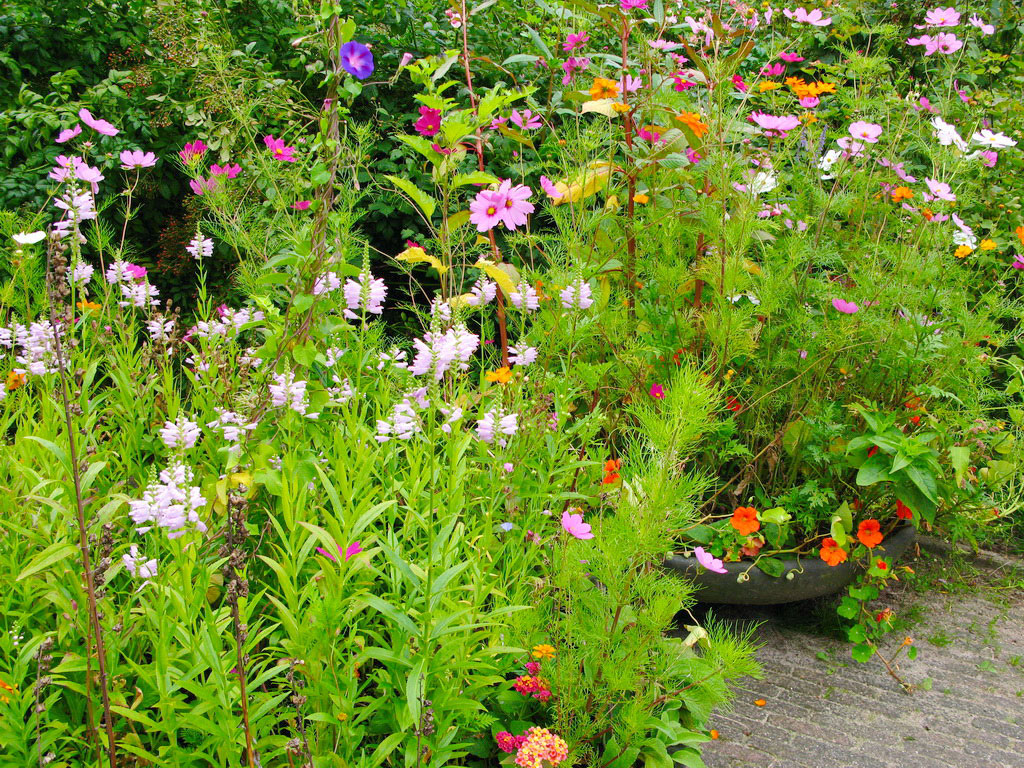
[561,510,594,540]
[56,125,82,143]
[78,108,119,137]
[340,41,375,80]
[694,547,728,574]
[120,150,157,170]
[832,298,859,314]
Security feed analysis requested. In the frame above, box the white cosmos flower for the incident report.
[931,117,968,152]
[12,231,46,245]
[971,129,1016,149]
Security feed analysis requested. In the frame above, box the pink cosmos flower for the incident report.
[783,7,831,26]
[848,121,883,143]
[649,383,665,399]
[561,57,590,85]
[969,14,994,35]
[778,52,805,63]
[915,97,938,113]
[497,180,534,230]
[732,74,748,92]
[414,106,442,137]
[563,31,590,51]
[619,74,643,93]
[836,137,865,157]
[189,176,218,196]
[210,163,241,178]
[316,541,363,562]
[908,32,963,55]
[686,148,702,164]
[469,188,506,232]
[760,62,785,77]
[120,150,157,170]
[832,298,859,314]
[671,74,697,91]
[915,7,960,28]
[799,96,820,109]
[78,108,119,137]
[1013,259,1024,271]
[180,140,207,163]
[694,547,728,574]
[540,175,563,200]
[977,150,997,168]
[125,264,148,281]
[292,200,312,210]
[561,510,594,540]
[57,125,82,143]
[510,109,542,130]
[619,0,647,10]
[264,134,297,162]
[924,178,956,202]
[751,112,800,137]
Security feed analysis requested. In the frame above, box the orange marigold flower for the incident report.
[589,77,620,100]
[819,537,848,566]
[531,644,556,660]
[891,186,914,202]
[954,245,973,259]
[730,506,760,536]
[675,112,709,137]
[6,371,26,391]
[485,366,513,384]
[857,519,883,548]
[920,207,934,220]
[76,300,102,311]
[785,76,807,90]
[633,193,649,204]
[611,101,630,114]
[757,81,781,93]
[813,81,837,95]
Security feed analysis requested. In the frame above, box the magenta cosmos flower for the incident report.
[414,106,441,137]
[832,298,859,314]
[510,109,542,130]
[915,7,960,28]
[120,150,157,170]
[694,547,728,574]
[210,163,242,178]
[340,41,374,79]
[969,14,994,35]
[783,7,831,26]
[649,383,665,399]
[78,108,119,137]
[264,134,297,162]
[778,52,805,63]
[619,0,647,10]
[57,125,82,143]
[563,31,589,51]
[561,510,594,540]
[469,189,506,232]
[751,112,800,137]
[180,140,207,163]
[848,121,883,143]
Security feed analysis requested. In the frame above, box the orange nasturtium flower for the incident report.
[890,186,914,202]
[819,537,848,566]
[589,77,620,100]
[730,506,760,536]
[954,245,973,259]
[602,458,622,485]
[6,371,26,391]
[531,644,556,660]
[675,112,709,138]
[857,519,884,548]
[485,366,513,384]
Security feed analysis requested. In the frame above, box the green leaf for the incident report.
[856,453,893,486]
[837,596,859,619]
[949,446,970,485]
[830,515,848,547]
[847,624,867,644]
[851,644,874,663]
[755,557,785,578]
[904,462,938,503]
[18,542,77,581]
[386,175,436,220]
[453,170,499,188]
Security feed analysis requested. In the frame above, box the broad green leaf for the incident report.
[386,175,436,220]
[18,542,77,581]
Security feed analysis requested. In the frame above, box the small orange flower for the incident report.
[710,730,720,739]
[954,245,973,259]
[857,519,883,548]
[602,458,622,485]
[819,537,848,566]
[589,77,620,100]
[757,81,781,93]
[920,207,934,221]
[876,559,888,571]
[6,371,26,391]
[76,300,102,311]
[730,507,760,536]
[890,186,914,202]
[799,113,818,124]
[1015,225,1024,245]
[611,101,630,114]
[632,193,649,204]
[979,239,997,251]
[485,366,513,384]
[754,699,767,707]
[675,112,709,138]
[532,644,556,660]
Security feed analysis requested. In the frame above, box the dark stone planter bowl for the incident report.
[664,526,916,605]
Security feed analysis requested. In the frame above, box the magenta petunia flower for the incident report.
[561,510,594,540]
[180,140,207,164]
[120,150,157,170]
[540,175,563,200]
[694,547,728,574]
[497,180,534,230]
[778,52,805,63]
[649,383,665,399]
[469,188,506,232]
[563,31,590,51]
[340,41,374,80]
[848,121,883,143]
[832,298,859,314]
[414,106,441,137]
[264,134,297,162]
[57,125,82,143]
[78,108,119,137]
[783,7,832,26]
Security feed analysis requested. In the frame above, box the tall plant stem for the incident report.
[459,0,510,366]
[620,16,637,317]
[313,14,341,265]
[46,282,117,768]
[232,600,257,768]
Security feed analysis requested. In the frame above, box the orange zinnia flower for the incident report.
[602,458,622,485]
[531,644,556,660]
[730,506,760,536]
[589,77,620,100]
[891,186,914,202]
[857,519,883,548]
[819,537,848,566]
[675,112,709,137]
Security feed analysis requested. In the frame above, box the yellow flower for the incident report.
[632,193,649,204]
[979,239,997,251]
[757,81,781,93]
[485,366,512,384]
[954,245,973,259]
[799,113,818,124]
[532,644,556,660]
[611,102,630,114]
[589,77,620,100]
[337,712,349,722]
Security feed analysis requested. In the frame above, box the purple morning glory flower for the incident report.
[340,41,374,80]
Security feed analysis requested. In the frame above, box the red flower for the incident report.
[726,396,742,413]
[867,446,878,458]
[602,458,622,485]
[876,559,888,570]
[857,519,883,548]
[730,507,760,536]
[895,500,913,520]
[820,538,848,566]
[909,415,921,425]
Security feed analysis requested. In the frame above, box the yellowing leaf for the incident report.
[396,245,448,274]
[475,259,520,297]
[581,99,618,117]
[743,259,762,276]
[552,161,613,206]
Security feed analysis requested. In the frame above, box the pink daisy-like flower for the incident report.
[78,108,119,137]
[292,200,311,210]
[924,178,956,202]
[649,383,665,399]
[414,106,441,137]
[119,150,157,170]
[179,140,207,163]
[915,7,960,28]
[848,121,883,143]
[540,175,563,200]
[210,163,241,178]
[563,31,590,51]
[561,510,594,540]
[778,52,805,63]
[56,125,82,143]
[497,180,534,230]
[783,7,832,26]
[832,298,859,314]
[750,112,800,137]
[620,0,648,10]
[263,134,298,162]
[694,547,728,574]
[510,109,542,130]
[469,188,507,232]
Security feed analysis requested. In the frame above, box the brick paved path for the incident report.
[700,553,1024,768]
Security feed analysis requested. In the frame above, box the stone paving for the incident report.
[698,549,1024,768]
